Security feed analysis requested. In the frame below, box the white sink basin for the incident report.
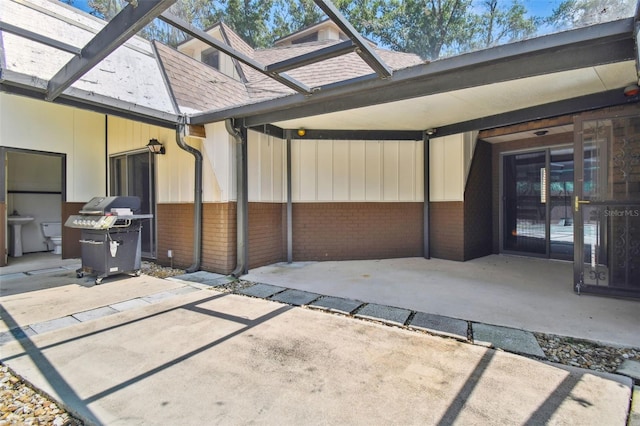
[8,216,34,225]
[7,216,34,257]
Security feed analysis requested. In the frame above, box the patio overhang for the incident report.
[188,18,639,136]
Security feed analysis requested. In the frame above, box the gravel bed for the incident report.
[141,261,185,279]
[2,262,637,424]
[0,365,82,425]
[535,333,640,373]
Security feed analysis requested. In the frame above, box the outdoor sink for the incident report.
[8,216,34,225]
[7,216,34,257]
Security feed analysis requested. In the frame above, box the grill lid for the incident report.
[79,196,141,215]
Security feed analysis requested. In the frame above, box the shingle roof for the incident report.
[159,30,424,113]
[247,40,422,101]
[154,41,249,113]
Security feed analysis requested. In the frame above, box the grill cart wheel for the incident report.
[95,277,103,285]
[76,270,84,278]
[135,270,142,277]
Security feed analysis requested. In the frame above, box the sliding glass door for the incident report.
[110,151,156,259]
[502,147,574,260]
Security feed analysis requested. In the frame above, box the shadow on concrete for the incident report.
[0,293,292,424]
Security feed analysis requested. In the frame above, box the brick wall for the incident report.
[429,202,465,261]
[248,203,285,269]
[202,203,236,274]
[292,202,423,261]
[157,202,236,274]
[62,202,85,259]
[157,203,195,270]
[464,140,493,260]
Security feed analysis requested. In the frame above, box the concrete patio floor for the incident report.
[0,252,637,424]
[243,255,640,348]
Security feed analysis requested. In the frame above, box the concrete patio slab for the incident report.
[309,296,363,314]
[473,323,546,358]
[617,360,640,382]
[243,256,640,348]
[0,291,633,425]
[0,274,188,332]
[26,267,67,275]
[72,306,118,322]
[238,283,286,298]
[171,271,233,287]
[270,289,320,306]
[355,303,411,326]
[0,327,35,345]
[109,298,151,312]
[409,312,469,341]
[141,286,200,303]
[29,316,80,334]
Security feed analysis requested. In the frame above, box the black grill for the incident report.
[65,196,152,285]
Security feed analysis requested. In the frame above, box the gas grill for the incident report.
[65,196,152,285]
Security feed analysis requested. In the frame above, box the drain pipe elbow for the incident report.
[175,120,203,273]
[226,119,247,278]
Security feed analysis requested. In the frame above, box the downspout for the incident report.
[225,119,248,277]
[176,118,202,273]
[423,131,431,259]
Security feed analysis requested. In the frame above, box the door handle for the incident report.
[574,196,590,212]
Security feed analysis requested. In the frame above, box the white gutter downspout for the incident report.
[226,119,248,277]
[176,119,202,273]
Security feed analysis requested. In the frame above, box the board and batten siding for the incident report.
[429,132,477,202]
[248,133,425,203]
[108,118,235,203]
[0,93,105,202]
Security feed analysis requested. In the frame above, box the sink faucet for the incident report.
[12,210,19,216]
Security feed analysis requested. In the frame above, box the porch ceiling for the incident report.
[270,61,637,133]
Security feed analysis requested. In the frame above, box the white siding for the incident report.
[248,130,285,202]
[202,121,235,202]
[0,93,105,202]
[429,132,477,202]
[108,118,234,203]
[289,139,423,202]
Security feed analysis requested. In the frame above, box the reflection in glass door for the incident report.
[503,151,547,254]
[574,115,640,297]
[110,151,156,258]
[502,148,574,259]
[549,148,574,260]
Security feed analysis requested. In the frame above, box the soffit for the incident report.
[270,60,637,132]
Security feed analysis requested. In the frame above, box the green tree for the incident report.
[272,0,324,40]
[461,0,538,52]
[371,0,473,60]
[87,0,224,46]
[223,0,275,48]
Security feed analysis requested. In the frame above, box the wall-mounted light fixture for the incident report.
[297,128,306,137]
[146,138,165,154]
